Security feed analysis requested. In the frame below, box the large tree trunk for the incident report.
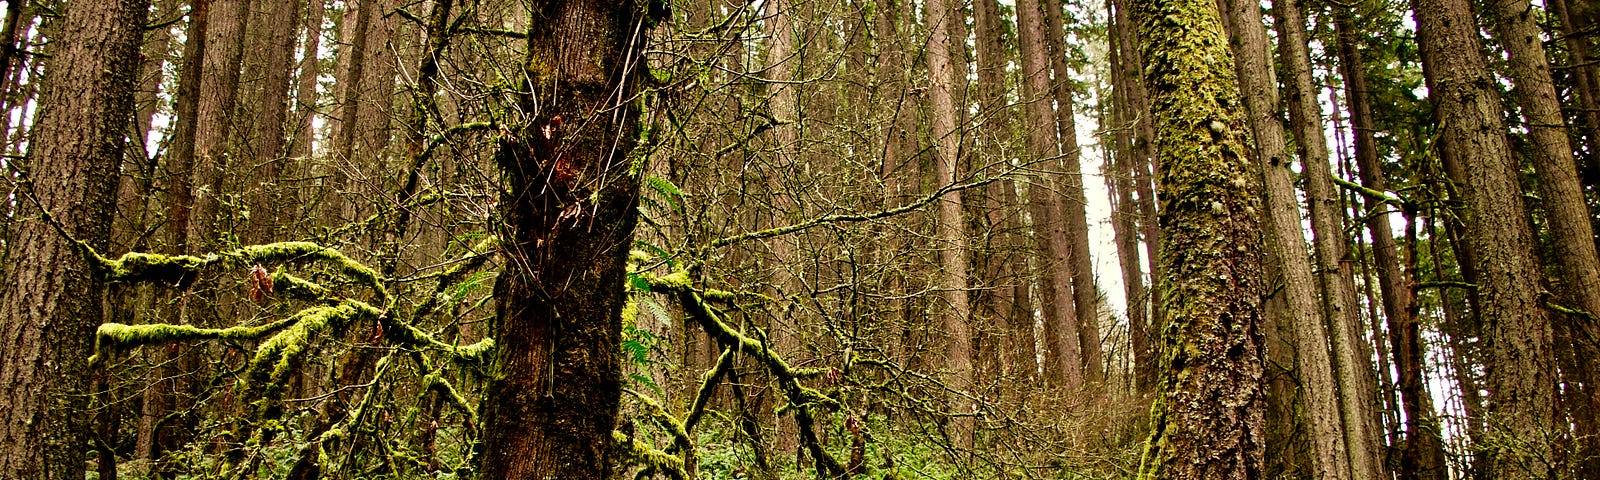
[477,1,648,477]
[1221,1,1352,479]
[1128,0,1268,477]
[0,0,149,477]
[924,0,975,448]
[1413,0,1559,475]
[1488,0,1600,473]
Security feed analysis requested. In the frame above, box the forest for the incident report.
[0,0,1595,478]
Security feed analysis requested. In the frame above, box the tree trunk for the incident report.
[1128,0,1268,477]
[924,0,975,448]
[1488,0,1600,473]
[1110,0,1162,393]
[1222,0,1353,479]
[1413,0,1559,475]
[1276,1,1388,479]
[248,0,306,243]
[477,1,648,477]
[1042,0,1106,384]
[0,0,149,477]
[973,0,1036,383]
[291,0,326,159]
[1105,1,1150,397]
[1016,0,1085,391]
[1333,6,1447,479]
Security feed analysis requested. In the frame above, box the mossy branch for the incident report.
[613,431,686,480]
[623,388,694,470]
[642,270,844,476]
[89,317,298,366]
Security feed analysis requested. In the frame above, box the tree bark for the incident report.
[1412,0,1559,475]
[248,0,306,242]
[1276,2,1388,479]
[924,0,976,448]
[477,1,649,477]
[1128,0,1268,477]
[1487,0,1600,472]
[1222,0,1353,479]
[1042,0,1106,384]
[0,0,149,477]
[1017,0,1085,391]
[1110,0,1162,393]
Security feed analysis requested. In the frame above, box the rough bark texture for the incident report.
[1129,0,1268,477]
[924,0,976,448]
[248,0,306,242]
[0,0,149,477]
[1488,0,1600,472]
[1017,0,1085,390]
[477,1,647,477]
[1221,1,1351,479]
[1413,0,1558,475]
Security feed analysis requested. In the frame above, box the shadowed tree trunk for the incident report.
[1330,6,1429,479]
[1487,0,1600,472]
[1016,0,1085,390]
[477,1,650,477]
[924,0,976,449]
[1128,0,1268,476]
[1413,0,1558,475]
[0,0,150,477]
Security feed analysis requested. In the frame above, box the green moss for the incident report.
[88,318,295,366]
[240,242,389,303]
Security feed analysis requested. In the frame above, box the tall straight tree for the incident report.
[1221,0,1352,478]
[923,0,976,448]
[0,0,150,477]
[1129,0,1268,477]
[1109,0,1163,392]
[1412,0,1558,475]
[1016,0,1086,390]
[1042,0,1106,384]
[1331,4,1439,478]
[476,0,652,477]
[1487,0,1600,471]
[1273,0,1386,477]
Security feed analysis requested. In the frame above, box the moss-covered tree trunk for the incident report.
[1412,0,1558,475]
[477,1,647,477]
[1128,0,1268,476]
[0,0,149,477]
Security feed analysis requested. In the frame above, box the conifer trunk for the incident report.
[477,1,648,477]
[1128,0,1268,476]
[0,0,149,476]
[1412,0,1558,475]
